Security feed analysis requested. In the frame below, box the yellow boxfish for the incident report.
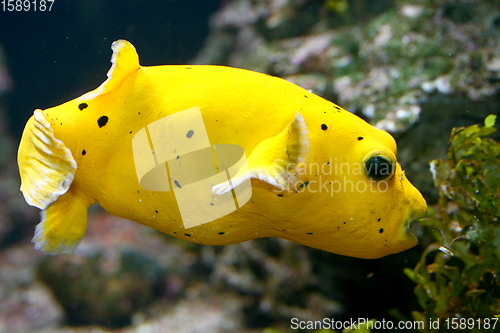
[18,40,426,258]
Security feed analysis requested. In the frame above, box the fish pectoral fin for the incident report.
[33,189,89,254]
[18,110,77,210]
[212,112,310,195]
[211,169,250,195]
[77,39,140,101]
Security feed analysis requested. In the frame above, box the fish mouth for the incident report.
[405,217,417,237]
[404,209,427,239]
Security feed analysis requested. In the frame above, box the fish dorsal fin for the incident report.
[18,110,77,210]
[77,39,140,101]
[212,112,310,194]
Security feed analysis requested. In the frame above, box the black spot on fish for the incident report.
[185,66,192,69]
[186,130,194,138]
[155,210,158,213]
[277,194,283,197]
[210,203,214,206]
[97,116,108,128]
[304,95,309,98]
[78,103,88,110]
[321,124,328,131]
[173,232,177,234]
[343,221,346,224]
[218,232,225,235]
[138,112,141,115]
[334,106,341,110]
[379,228,384,233]
[358,136,364,141]
[377,218,381,222]
[297,181,310,191]
[174,180,182,188]
[130,131,133,134]
[307,232,313,235]
[184,233,191,237]
[282,229,286,231]
[82,149,86,155]
[176,156,180,160]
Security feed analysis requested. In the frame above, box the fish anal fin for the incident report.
[18,110,77,210]
[212,112,310,194]
[33,189,89,254]
[77,39,140,101]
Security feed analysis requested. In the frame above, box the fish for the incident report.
[17,40,427,259]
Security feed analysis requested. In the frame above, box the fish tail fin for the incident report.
[33,189,89,254]
[18,110,77,210]
[77,39,140,101]
[212,112,310,194]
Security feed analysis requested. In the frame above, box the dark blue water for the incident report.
[0,0,221,138]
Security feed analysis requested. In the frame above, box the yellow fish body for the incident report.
[18,40,426,259]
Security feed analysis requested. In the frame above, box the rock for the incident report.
[35,214,171,327]
[0,244,63,333]
[129,296,245,333]
[37,247,166,327]
[0,282,63,333]
[210,239,344,327]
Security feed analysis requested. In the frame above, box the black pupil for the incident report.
[365,156,393,180]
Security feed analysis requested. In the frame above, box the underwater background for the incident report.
[1,0,500,332]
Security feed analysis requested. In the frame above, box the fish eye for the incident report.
[364,155,394,180]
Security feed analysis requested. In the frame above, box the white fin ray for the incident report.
[212,112,310,195]
[77,39,140,102]
[19,110,77,210]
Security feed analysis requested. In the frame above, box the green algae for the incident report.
[405,114,500,332]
